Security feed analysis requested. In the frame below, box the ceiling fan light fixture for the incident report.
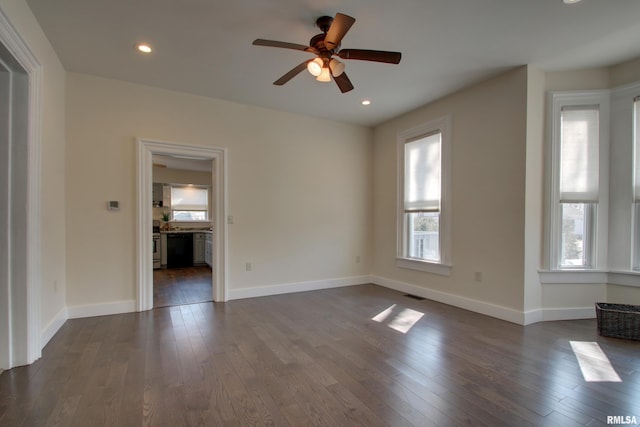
[136,43,152,53]
[329,59,345,77]
[307,58,323,77]
[316,67,332,82]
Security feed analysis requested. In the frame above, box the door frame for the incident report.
[136,139,228,310]
[0,8,43,368]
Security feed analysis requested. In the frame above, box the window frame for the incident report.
[396,115,452,275]
[632,96,640,270]
[547,90,609,271]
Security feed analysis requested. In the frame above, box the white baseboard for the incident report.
[41,306,68,348]
[541,307,596,322]
[371,275,527,324]
[67,300,136,319]
[371,275,598,325]
[227,275,369,300]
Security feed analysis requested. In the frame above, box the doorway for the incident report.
[136,139,228,311]
[0,9,43,369]
[151,155,214,307]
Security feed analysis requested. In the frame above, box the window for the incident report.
[559,106,599,267]
[170,186,209,221]
[397,116,451,275]
[633,97,640,269]
[548,92,609,270]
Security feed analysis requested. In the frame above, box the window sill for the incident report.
[539,269,640,287]
[396,257,452,276]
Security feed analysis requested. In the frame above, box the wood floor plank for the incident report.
[1,284,639,426]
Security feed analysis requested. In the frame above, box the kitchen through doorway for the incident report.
[136,139,228,312]
[152,155,213,308]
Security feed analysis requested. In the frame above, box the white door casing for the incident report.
[136,139,228,311]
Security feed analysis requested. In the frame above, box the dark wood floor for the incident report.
[1,284,639,426]
[153,266,212,308]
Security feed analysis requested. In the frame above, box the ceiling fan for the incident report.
[252,13,402,93]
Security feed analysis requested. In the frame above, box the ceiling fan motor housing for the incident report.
[310,33,336,56]
[315,16,334,33]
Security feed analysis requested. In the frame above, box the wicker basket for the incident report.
[595,303,640,341]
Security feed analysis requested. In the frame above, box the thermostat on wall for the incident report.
[107,200,120,211]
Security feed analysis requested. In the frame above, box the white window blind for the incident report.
[404,132,441,212]
[560,106,600,203]
[171,186,208,211]
[634,97,640,201]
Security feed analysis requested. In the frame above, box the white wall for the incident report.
[372,67,529,318]
[523,66,545,316]
[0,0,67,348]
[65,73,372,308]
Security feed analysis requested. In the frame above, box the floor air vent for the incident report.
[403,294,426,301]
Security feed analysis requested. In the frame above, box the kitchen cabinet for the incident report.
[152,183,163,207]
[193,233,206,265]
[160,233,167,266]
[205,233,212,267]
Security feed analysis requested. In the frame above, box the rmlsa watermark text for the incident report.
[607,415,639,425]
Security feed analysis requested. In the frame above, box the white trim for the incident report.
[523,309,543,325]
[0,8,43,367]
[136,139,228,310]
[540,307,595,321]
[67,300,136,319]
[611,80,640,100]
[371,275,599,325]
[396,115,452,267]
[227,276,368,300]
[371,275,526,324]
[40,307,67,348]
[394,257,452,276]
[538,269,640,287]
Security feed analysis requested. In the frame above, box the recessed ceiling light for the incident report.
[361,100,371,106]
[136,43,152,53]
[563,0,582,4]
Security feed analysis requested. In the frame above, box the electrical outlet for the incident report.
[356,256,361,263]
[245,262,252,271]
[227,215,234,224]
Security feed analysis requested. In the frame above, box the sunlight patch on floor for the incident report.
[570,341,622,382]
[372,304,424,334]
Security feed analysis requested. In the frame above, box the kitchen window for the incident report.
[170,186,209,221]
[396,116,452,275]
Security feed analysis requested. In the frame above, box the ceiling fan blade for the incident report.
[273,61,309,86]
[253,39,317,54]
[324,13,356,50]
[333,72,354,93]
[337,49,402,64]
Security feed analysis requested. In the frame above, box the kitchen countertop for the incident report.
[160,229,212,234]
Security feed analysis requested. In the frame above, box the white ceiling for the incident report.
[25,0,640,127]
